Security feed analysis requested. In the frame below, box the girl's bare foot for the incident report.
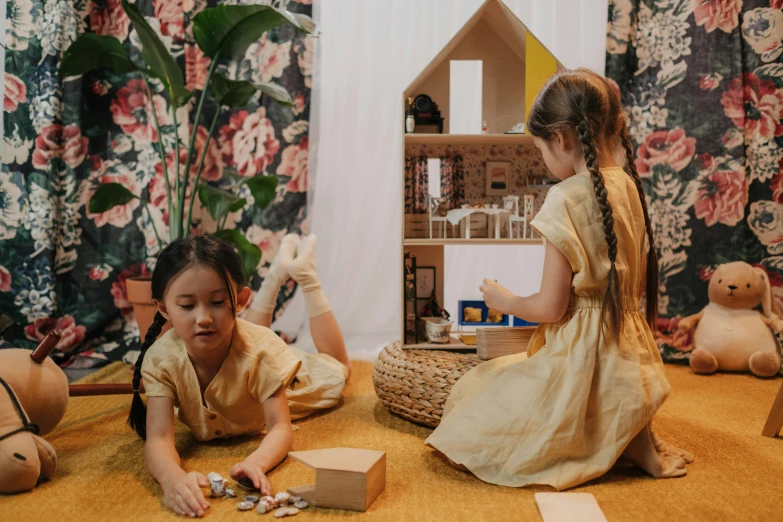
[621,424,687,478]
[652,430,694,464]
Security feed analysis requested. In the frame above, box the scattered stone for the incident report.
[286,507,299,516]
[244,495,259,504]
[237,478,256,491]
[274,507,289,518]
[290,496,302,503]
[274,492,291,505]
[294,501,308,509]
[237,501,254,511]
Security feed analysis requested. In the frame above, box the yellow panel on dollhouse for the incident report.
[403,0,564,135]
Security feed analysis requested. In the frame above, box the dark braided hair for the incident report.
[527,68,631,343]
[128,235,246,439]
[619,116,659,329]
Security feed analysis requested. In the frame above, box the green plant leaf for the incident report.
[292,13,317,33]
[213,229,262,281]
[192,5,311,61]
[211,73,257,108]
[246,175,278,210]
[122,0,191,107]
[198,183,246,222]
[89,183,138,214]
[256,82,293,106]
[59,34,139,77]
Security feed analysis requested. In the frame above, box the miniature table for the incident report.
[446,208,511,239]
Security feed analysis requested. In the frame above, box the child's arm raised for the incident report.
[481,240,573,323]
[229,385,293,495]
[146,396,211,518]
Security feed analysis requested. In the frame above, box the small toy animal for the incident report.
[679,262,783,377]
[0,332,69,493]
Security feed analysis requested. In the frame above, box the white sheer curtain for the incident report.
[277,0,609,358]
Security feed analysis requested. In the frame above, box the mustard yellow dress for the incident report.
[141,318,347,442]
[425,167,670,490]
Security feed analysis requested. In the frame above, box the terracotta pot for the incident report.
[126,276,171,341]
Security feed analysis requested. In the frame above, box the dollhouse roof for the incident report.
[404,0,562,97]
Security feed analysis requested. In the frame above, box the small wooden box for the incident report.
[287,448,386,512]
[477,327,536,360]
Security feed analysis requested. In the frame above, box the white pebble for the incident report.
[274,492,291,504]
[237,501,254,511]
[290,496,302,503]
[244,495,259,504]
[286,507,299,516]
[206,472,223,483]
[274,507,289,518]
[294,501,308,509]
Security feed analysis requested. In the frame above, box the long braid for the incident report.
[127,312,168,440]
[620,121,659,330]
[576,117,623,343]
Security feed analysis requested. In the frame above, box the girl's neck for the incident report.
[573,144,621,175]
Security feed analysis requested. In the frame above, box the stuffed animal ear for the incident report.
[33,435,57,483]
[755,268,773,318]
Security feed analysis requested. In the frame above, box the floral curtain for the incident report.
[1,0,313,367]
[439,154,464,210]
[606,0,783,363]
[404,155,428,214]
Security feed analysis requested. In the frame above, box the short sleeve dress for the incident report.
[142,318,347,441]
[424,167,671,490]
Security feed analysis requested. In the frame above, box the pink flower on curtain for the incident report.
[654,316,694,352]
[111,79,172,143]
[635,128,696,177]
[25,316,87,353]
[694,0,742,33]
[721,73,783,140]
[88,0,131,40]
[404,155,428,214]
[185,44,211,91]
[218,108,280,177]
[111,264,150,314]
[32,124,89,169]
[278,136,308,193]
[773,170,783,203]
[694,156,748,227]
[154,0,184,42]
[4,73,26,112]
[0,265,11,292]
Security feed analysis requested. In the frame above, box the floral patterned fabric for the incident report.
[1,0,313,367]
[439,155,464,210]
[404,155,428,214]
[606,0,783,365]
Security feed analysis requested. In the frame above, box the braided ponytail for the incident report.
[127,311,168,440]
[620,121,659,329]
[575,117,623,343]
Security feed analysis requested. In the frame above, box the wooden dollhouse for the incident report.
[401,0,564,348]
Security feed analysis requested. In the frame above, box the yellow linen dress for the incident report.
[425,167,670,490]
[142,318,347,441]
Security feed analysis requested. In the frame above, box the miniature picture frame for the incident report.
[415,266,435,298]
[486,161,510,195]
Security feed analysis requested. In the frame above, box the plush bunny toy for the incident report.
[679,261,783,377]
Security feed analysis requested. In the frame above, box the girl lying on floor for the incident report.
[426,69,693,490]
[128,233,350,517]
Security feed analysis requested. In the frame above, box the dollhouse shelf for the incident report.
[405,133,533,145]
[403,337,469,350]
[403,238,541,246]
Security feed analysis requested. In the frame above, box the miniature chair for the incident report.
[427,194,451,239]
[502,196,519,238]
[508,194,534,239]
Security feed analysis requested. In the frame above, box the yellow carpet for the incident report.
[1,360,782,521]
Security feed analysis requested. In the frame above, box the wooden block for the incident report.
[477,327,535,360]
[762,379,783,438]
[535,493,607,522]
[287,448,386,512]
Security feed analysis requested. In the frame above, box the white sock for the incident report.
[288,234,332,318]
[250,233,300,314]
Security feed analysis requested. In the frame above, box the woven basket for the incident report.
[373,341,482,427]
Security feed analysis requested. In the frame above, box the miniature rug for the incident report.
[2,361,782,521]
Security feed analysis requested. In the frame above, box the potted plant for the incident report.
[59,1,314,339]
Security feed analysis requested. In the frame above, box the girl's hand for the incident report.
[229,460,272,496]
[480,279,515,315]
[162,472,210,518]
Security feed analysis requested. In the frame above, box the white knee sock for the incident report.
[288,234,331,318]
[250,233,300,314]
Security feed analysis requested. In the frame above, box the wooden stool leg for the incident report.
[762,379,783,438]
